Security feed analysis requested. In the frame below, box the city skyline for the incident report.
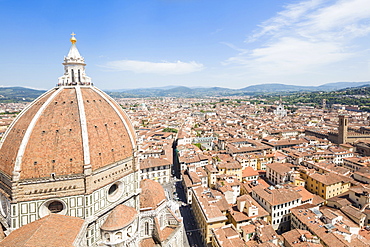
[0,0,369,90]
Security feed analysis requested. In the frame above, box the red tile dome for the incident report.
[140,179,166,210]
[100,204,137,231]
[0,86,136,180]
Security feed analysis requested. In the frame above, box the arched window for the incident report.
[71,69,75,82]
[78,69,81,82]
[115,232,122,240]
[127,226,132,237]
[145,222,149,235]
[160,214,164,227]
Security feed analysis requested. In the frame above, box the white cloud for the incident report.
[103,60,204,75]
[226,37,351,74]
[227,0,370,77]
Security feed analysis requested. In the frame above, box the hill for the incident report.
[281,84,370,111]
[0,81,369,101]
[0,87,46,103]
[106,81,370,98]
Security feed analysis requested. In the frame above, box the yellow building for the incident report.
[300,170,351,200]
[256,153,274,170]
[204,164,219,188]
[217,161,242,181]
[191,187,229,246]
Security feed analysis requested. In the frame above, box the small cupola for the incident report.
[58,33,92,86]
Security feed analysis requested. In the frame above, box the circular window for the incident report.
[0,194,9,218]
[107,182,124,202]
[48,201,63,213]
[39,199,67,218]
[108,184,118,196]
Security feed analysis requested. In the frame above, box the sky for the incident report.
[0,0,369,90]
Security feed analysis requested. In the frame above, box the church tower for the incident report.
[338,115,348,144]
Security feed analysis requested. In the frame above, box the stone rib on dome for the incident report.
[0,86,136,180]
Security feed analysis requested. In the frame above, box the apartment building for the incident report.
[300,170,351,200]
[217,161,242,181]
[343,156,370,172]
[140,157,172,184]
[251,184,302,232]
[266,162,296,185]
[191,187,229,246]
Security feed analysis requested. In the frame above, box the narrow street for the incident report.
[170,140,204,246]
[163,177,204,247]
[176,181,204,247]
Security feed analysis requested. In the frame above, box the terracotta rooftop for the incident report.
[0,87,136,180]
[212,225,246,247]
[139,237,157,247]
[101,204,137,231]
[140,179,166,210]
[282,229,322,247]
[309,172,351,186]
[140,157,171,170]
[266,163,294,175]
[242,166,259,177]
[251,184,302,206]
[0,214,84,247]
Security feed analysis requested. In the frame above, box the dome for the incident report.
[0,86,136,180]
[140,179,166,210]
[100,204,137,231]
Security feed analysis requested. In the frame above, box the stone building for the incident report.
[0,34,183,247]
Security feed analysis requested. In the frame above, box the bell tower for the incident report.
[338,115,348,144]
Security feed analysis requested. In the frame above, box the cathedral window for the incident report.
[104,233,110,242]
[116,231,122,239]
[107,182,124,202]
[71,69,75,82]
[145,222,149,235]
[48,201,63,213]
[127,226,132,237]
[108,184,118,195]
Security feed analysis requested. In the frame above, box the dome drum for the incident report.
[12,175,85,203]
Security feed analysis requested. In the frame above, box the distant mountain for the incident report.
[240,82,370,92]
[240,83,316,92]
[107,86,239,98]
[1,81,370,101]
[106,85,180,92]
[106,81,370,97]
[0,87,46,103]
[316,81,370,91]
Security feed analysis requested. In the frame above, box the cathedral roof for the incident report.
[0,214,84,247]
[140,179,166,210]
[0,35,136,181]
[100,204,138,231]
